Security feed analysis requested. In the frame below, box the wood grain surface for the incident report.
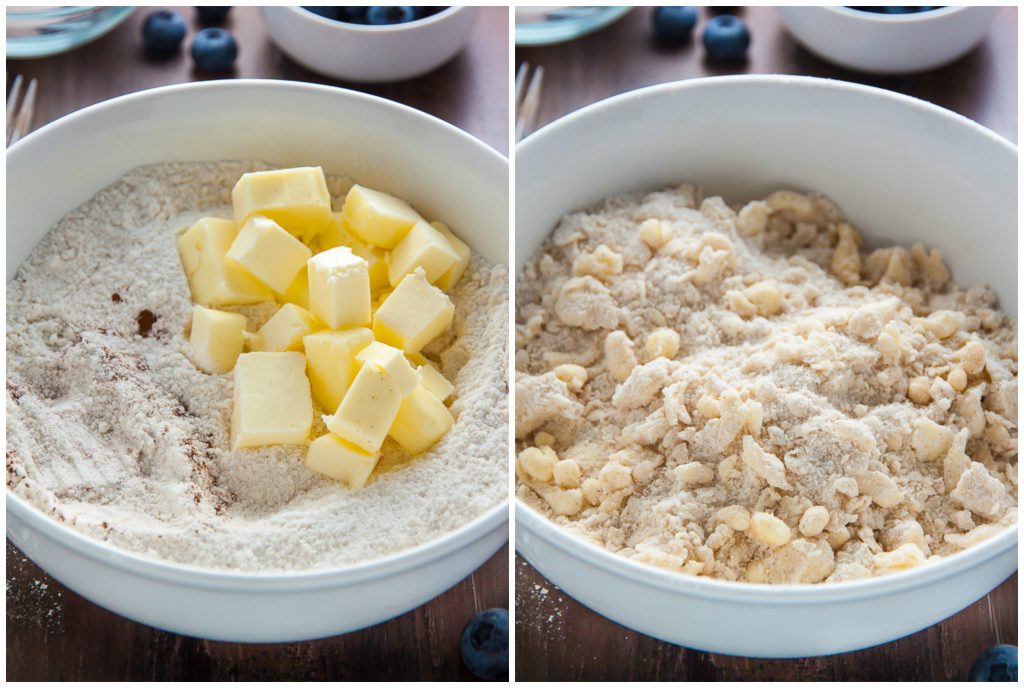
[6,6,509,682]
[514,5,1017,682]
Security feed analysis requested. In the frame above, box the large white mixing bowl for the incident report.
[515,75,1016,658]
[7,79,508,642]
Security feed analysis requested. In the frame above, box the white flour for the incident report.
[7,161,508,572]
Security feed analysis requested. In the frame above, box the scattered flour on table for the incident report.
[6,161,508,572]
[515,184,1017,584]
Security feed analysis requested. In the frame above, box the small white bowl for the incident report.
[780,6,998,74]
[515,75,1017,658]
[7,79,508,642]
[262,6,479,83]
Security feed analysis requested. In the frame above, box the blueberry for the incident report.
[196,6,231,23]
[651,7,698,44]
[191,27,238,72]
[339,6,369,23]
[301,7,340,20]
[141,10,186,53]
[702,14,750,63]
[461,608,508,681]
[883,7,915,14]
[365,6,418,25]
[969,645,1018,682]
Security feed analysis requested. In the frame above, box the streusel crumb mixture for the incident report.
[515,184,1017,584]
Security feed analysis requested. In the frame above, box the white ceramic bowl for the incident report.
[515,75,1017,658]
[262,6,479,83]
[780,6,998,75]
[7,79,508,642]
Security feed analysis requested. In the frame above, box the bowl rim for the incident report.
[515,73,1018,601]
[823,6,966,22]
[290,5,463,32]
[6,77,509,588]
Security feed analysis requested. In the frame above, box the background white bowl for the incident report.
[515,75,1017,658]
[7,79,508,642]
[780,6,998,75]
[262,6,479,83]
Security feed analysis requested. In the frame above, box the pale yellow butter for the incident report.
[257,303,323,352]
[177,217,272,306]
[355,341,420,395]
[189,305,247,374]
[387,220,459,286]
[280,266,310,310]
[226,215,312,294]
[340,184,424,249]
[417,362,454,402]
[232,167,332,242]
[324,362,402,453]
[308,246,371,329]
[231,352,313,450]
[373,268,454,352]
[318,213,390,291]
[389,385,455,455]
[431,221,472,291]
[305,433,380,489]
[303,328,374,414]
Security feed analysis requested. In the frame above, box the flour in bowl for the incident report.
[515,184,1017,584]
[7,161,508,572]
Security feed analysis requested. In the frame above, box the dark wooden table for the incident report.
[6,6,508,681]
[515,6,1017,681]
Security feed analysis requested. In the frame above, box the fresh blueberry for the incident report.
[702,14,750,62]
[883,6,915,13]
[969,645,1017,682]
[461,608,508,681]
[339,6,369,23]
[191,27,238,72]
[651,7,698,44]
[365,6,418,25]
[141,10,187,53]
[196,6,231,23]
[301,6,340,20]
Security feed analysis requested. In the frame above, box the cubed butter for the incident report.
[177,217,273,306]
[226,215,312,294]
[389,385,455,455]
[316,212,354,251]
[280,266,310,310]
[318,213,390,290]
[324,362,402,453]
[257,303,323,352]
[231,352,313,450]
[387,220,459,286]
[232,167,332,242]
[373,268,454,352]
[355,341,420,395]
[189,305,247,374]
[242,330,262,352]
[431,221,472,291]
[418,362,454,402]
[305,433,380,489]
[303,328,374,413]
[308,246,371,329]
[340,184,424,249]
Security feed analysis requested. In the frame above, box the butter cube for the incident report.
[242,330,262,352]
[303,328,374,413]
[257,303,323,352]
[340,184,425,249]
[305,433,380,489]
[280,266,310,310]
[325,362,402,453]
[318,213,390,290]
[373,268,454,352]
[177,217,273,306]
[432,222,471,291]
[315,212,352,251]
[226,215,312,294]
[418,362,454,402]
[355,341,420,395]
[231,352,313,450]
[387,220,459,286]
[308,247,371,329]
[189,305,247,374]
[232,167,332,242]
[389,385,455,455]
